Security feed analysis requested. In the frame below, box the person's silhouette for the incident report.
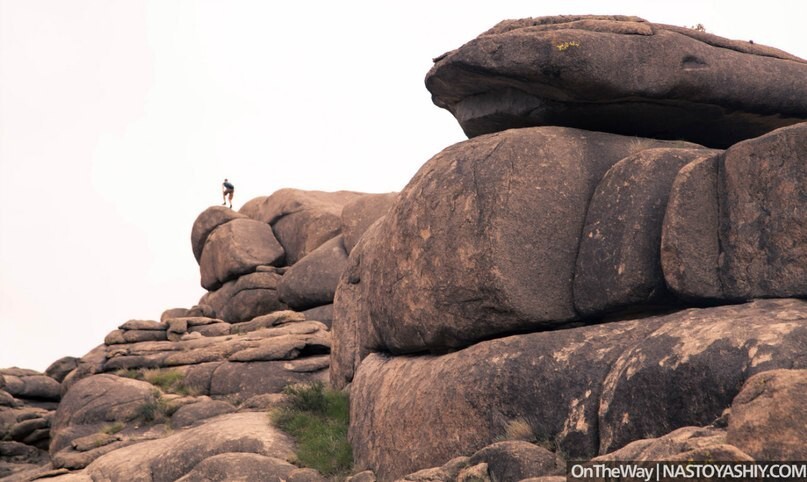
[222,179,235,208]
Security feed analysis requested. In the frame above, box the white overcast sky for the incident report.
[1,1,806,372]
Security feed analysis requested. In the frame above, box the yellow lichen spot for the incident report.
[556,41,581,51]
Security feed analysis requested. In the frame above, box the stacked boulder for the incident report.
[331,15,807,480]
[193,189,397,324]
[0,187,397,480]
[0,366,65,479]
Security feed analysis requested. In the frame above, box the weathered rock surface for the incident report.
[302,304,334,328]
[330,219,382,389]
[199,218,284,290]
[278,235,349,310]
[349,299,807,479]
[191,206,248,262]
[239,188,365,265]
[174,452,297,481]
[49,374,157,454]
[660,155,722,300]
[79,412,294,482]
[726,369,807,460]
[468,441,564,480]
[333,126,697,379]
[200,270,286,323]
[45,358,79,384]
[574,148,719,315]
[719,123,807,299]
[169,400,236,428]
[662,122,807,301]
[0,441,50,479]
[341,193,398,254]
[0,370,61,402]
[595,426,753,462]
[426,16,807,147]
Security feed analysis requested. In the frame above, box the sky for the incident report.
[1,1,806,372]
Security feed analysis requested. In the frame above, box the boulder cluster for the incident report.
[2,14,807,482]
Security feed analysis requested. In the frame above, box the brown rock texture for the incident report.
[594,426,753,462]
[341,192,398,254]
[660,155,723,299]
[277,235,349,310]
[574,148,719,315]
[239,188,365,265]
[190,206,248,262]
[719,122,807,298]
[726,369,807,460]
[199,218,284,290]
[79,412,294,482]
[426,15,807,147]
[349,299,807,479]
[200,270,287,323]
[331,126,698,381]
[49,374,156,454]
[468,441,564,480]
[661,122,807,301]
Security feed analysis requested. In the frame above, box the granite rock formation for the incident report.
[426,15,807,147]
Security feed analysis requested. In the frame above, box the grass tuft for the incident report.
[141,368,198,396]
[270,381,352,476]
[100,421,125,435]
[135,390,176,423]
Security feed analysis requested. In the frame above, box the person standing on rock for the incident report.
[222,179,235,208]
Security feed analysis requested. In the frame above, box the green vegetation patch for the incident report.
[136,390,178,424]
[270,381,352,476]
[117,368,198,396]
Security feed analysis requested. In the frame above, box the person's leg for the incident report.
[227,191,234,208]
[222,191,227,205]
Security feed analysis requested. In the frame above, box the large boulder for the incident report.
[661,122,807,300]
[239,189,365,265]
[719,123,807,298]
[278,235,349,310]
[0,369,61,402]
[660,155,723,300]
[199,219,284,290]
[573,148,719,315]
[175,453,297,482]
[200,269,287,323]
[330,219,383,389]
[726,369,807,460]
[333,126,698,364]
[341,192,398,254]
[50,374,156,454]
[191,206,248,262]
[426,15,807,147]
[594,426,753,462]
[80,412,294,482]
[348,299,807,479]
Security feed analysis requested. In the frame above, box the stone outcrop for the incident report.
[662,122,807,301]
[6,13,807,482]
[190,206,248,262]
[199,218,284,290]
[0,368,59,479]
[49,374,157,455]
[349,299,807,479]
[239,188,365,265]
[426,15,807,147]
[77,412,294,481]
[726,369,807,460]
[341,193,398,254]
[573,148,719,315]
[200,269,287,323]
[333,127,699,366]
[278,235,349,310]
